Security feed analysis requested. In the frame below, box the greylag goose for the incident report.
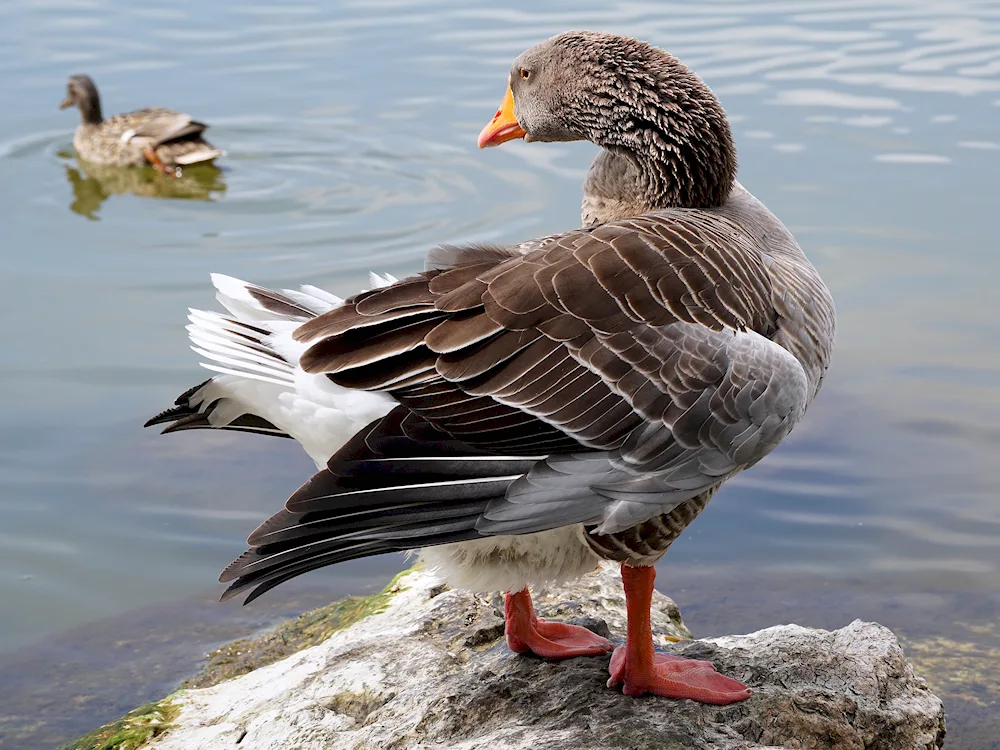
[146,31,835,704]
[60,74,221,174]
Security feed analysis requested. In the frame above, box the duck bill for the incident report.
[478,86,526,148]
[59,97,73,110]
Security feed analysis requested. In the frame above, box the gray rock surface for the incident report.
[143,564,945,750]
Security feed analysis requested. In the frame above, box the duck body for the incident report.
[71,107,220,168]
[147,31,835,705]
[61,75,221,170]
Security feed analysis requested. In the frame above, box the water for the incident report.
[1,0,998,747]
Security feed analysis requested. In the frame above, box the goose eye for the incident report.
[519,68,531,80]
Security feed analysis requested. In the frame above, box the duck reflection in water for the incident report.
[62,154,226,220]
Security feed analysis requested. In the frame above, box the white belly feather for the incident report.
[420,526,601,593]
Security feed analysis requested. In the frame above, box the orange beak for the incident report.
[59,96,73,110]
[478,85,526,148]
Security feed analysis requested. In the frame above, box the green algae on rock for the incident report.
[59,567,414,749]
[184,567,413,690]
[56,698,180,750]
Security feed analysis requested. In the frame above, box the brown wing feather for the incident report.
[295,212,777,456]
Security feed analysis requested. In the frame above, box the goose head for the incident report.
[60,74,103,125]
[478,31,737,213]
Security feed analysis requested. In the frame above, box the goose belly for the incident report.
[419,525,602,593]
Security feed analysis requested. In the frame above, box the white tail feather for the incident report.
[186,310,295,386]
[210,273,347,323]
[369,271,399,288]
[178,274,397,467]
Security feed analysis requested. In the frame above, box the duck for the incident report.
[146,31,835,704]
[60,74,221,174]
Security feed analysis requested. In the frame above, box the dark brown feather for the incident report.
[296,209,779,455]
[247,286,315,319]
[295,302,436,343]
[434,279,489,313]
[425,312,502,354]
[436,328,542,381]
[355,275,438,315]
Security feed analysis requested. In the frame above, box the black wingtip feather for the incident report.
[145,380,290,438]
[144,406,190,429]
[159,413,212,434]
[144,379,213,428]
[220,408,536,604]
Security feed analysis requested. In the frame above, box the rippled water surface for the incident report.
[1,1,998,747]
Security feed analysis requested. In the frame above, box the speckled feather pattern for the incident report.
[586,487,717,565]
[511,32,738,214]
[73,108,221,168]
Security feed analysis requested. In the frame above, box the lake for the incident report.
[1,0,998,747]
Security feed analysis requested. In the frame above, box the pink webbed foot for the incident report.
[504,589,613,659]
[607,646,752,704]
[612,564,752,705]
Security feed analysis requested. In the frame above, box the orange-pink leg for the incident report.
[607,564,752,704]
[504,588,613,659]
[142,146,177,176]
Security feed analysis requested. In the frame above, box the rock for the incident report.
[83,564,945,750]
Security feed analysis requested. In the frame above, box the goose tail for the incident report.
[144,274,397,467]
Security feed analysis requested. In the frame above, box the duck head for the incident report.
[60,74,103,125]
